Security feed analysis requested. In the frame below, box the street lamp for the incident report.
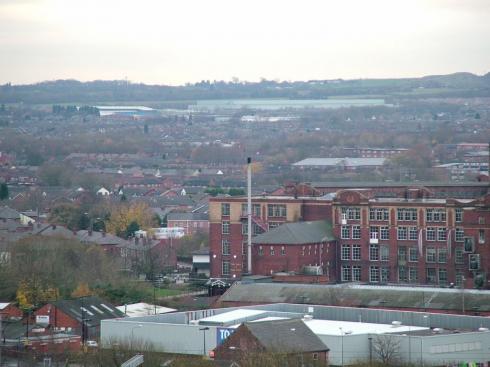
[339,327,352,367]
[199,327,210,356]
[130,324,142,351]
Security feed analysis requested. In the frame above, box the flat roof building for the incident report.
[101,303,490,366]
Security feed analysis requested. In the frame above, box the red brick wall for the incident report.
[252,242,334,276]
[34,304,80,330]
[0,303,23,319]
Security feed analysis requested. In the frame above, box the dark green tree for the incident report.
[0,182,8,200]
[125,221,140,238]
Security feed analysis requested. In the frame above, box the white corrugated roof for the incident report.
[116,303,176,317]
[304,319,428,336]
[199,309,266,324]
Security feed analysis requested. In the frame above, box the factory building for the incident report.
[101,302,490,366]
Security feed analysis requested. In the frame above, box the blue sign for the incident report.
[216,327,236,345]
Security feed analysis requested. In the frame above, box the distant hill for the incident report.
[0,72,489,104]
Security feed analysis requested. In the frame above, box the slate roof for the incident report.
[311,181,489,188]
[77,230,128,246]
[192,247,210,256]
[252,220,334,245]
[244,318,329,353]
[0,206,20,220]
[33,224,77,239]
[219,283,490,312]
[167,212,208,221]
[53,296,124,327]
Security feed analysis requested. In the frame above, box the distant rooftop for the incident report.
[293,157,386,167]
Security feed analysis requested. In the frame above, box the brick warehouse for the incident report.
[209,183,490,289]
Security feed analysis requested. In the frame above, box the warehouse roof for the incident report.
[293,158,386,167]
[218,283,490,312]
[252,220,334,245]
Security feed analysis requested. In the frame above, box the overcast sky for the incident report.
[1,0,489,85]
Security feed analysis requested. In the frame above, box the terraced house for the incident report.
[209,183,490,289]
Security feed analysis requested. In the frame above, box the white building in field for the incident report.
[153,227,185,239]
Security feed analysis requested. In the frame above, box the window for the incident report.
[301,246,305,256]
[479,216,485,225]
[464,237,475,253]
[253,223,263,235]
[397,227,408,240]
[369,266,379,282]
[426,248,436,263]
[268,204,287,217]
[270,246,275,256]
[268,222,281,230]
[242,242,247,255]
[313,353,319,361]
[438,248,447,263]
[252,204,261,217]
[455,271,464,286]
[341,226,350,239]
[409,247,418,262]
[455,208,463,223]
[221,203,230,216]
[370,226,379,240]
[241,203,261,217]
[469,254,481,271]
[222,260,230,276]
[222,239,230,255]
[455,247,464,264]
[398,247,406,262]
[381,267,390,282]
[281,246,286,256]
[222,221,230,234]
[369,245,379,261]
[380,246,389,261]
[352,266,361,281]
[426,208,446,222]
[258,246,264,256]
[409,227,418,241]
[479,229,485,244]
[426,268,436,283]
[409,267,418,282]
[438,268,448,285]
[242,222,248,235]
[380,226,390,240]
[341,265,351,281]
[370,208,389,221]
[437,227,447,242]
[426,227,436,241]
[352,245,361,260]
[455,228,464,242]
[341,245,351,260]
[399,266,407,282]
[342,207,361,220]
[352,225,361,239]
[397,208,417,221]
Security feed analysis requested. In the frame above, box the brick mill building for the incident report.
[209,183,490,289]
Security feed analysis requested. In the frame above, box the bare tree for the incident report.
[373,335,400,365]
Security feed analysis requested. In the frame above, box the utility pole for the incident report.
[462,276,466,314]
[247,157,252,274]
